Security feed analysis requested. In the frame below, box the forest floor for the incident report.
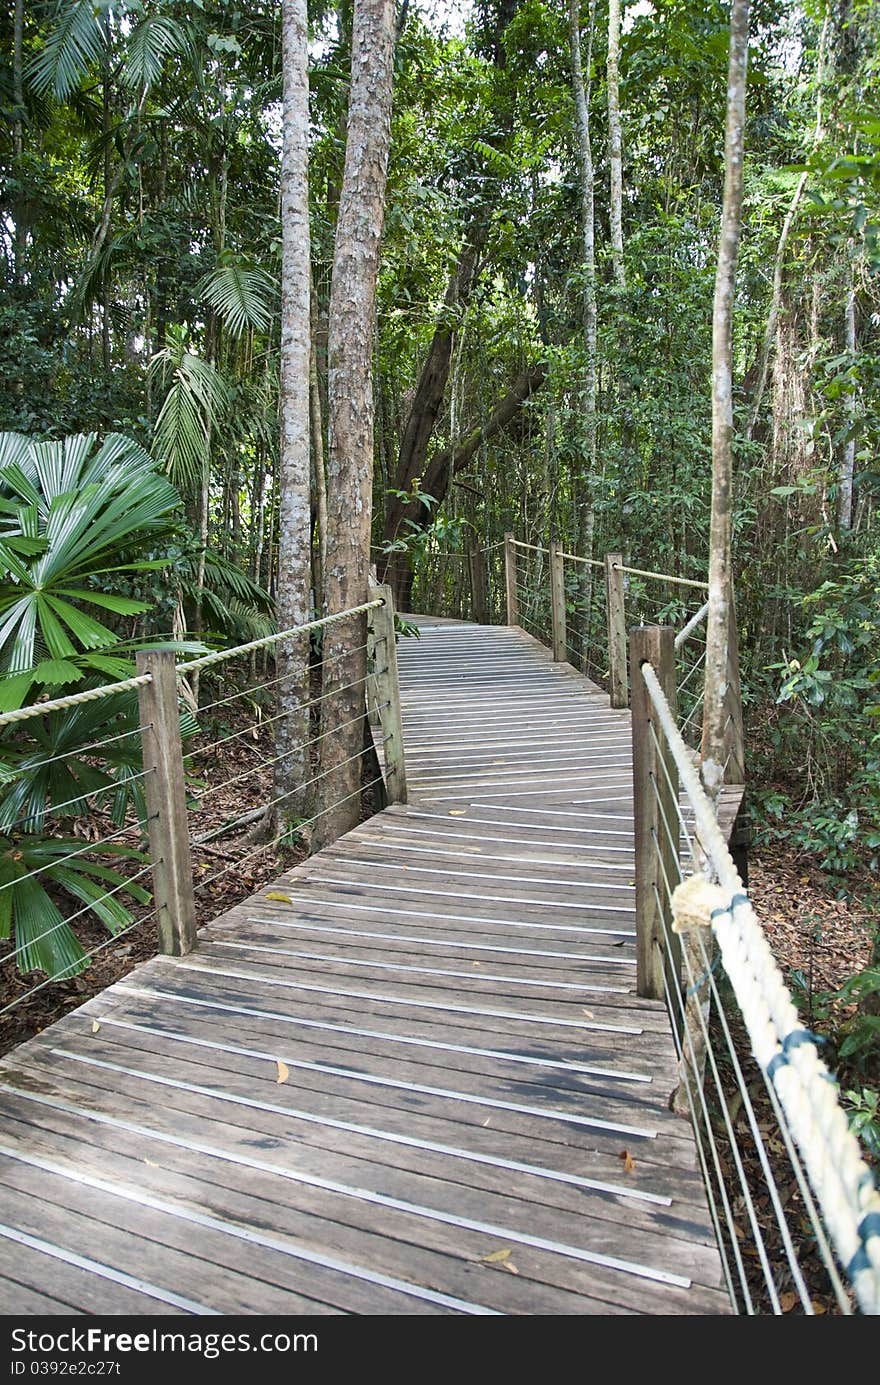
[0,709,875,1315]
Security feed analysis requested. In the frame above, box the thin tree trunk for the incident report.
[12,0,25,281]
[568,0,598,662]
[746,11,829,440]
[607,0,626,290]
[838,273,857,532]
[274,0,314,829]
[701,0,750,801]
[310,277,329,607]
[318,0,396,846]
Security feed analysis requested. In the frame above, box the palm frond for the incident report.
[150,337,229,491]
[197,259,276,338]
[124,14,192,91]
[28,0,107,100]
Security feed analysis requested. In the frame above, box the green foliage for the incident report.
[0,430,182,709]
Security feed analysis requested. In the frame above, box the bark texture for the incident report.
[701,0,750,802]
[318,0,396,844]
[274,0,313,823]
[607,0,626,290]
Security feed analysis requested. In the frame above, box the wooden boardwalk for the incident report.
[0,620,731,1316]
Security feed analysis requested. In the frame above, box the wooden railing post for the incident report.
[630,625,680,1001]
[605,553,629,707]
[468,538,489,625]
[368,584,408,804]
[503,532,518,627]
[136,650,197,956]
[549,542,567,662]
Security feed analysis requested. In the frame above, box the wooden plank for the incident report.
[0,613,733,1317]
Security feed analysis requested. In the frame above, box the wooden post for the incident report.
[605,552,628,707]
[630,625,680,1002]
[368,584,407,804]
[136,651,197,956]
[549,542,567,662]
[503,532,518,627]
[468,538,489,625]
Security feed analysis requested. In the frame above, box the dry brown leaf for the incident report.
[504,1261,520,1275]
[276,1059,289,1084]
[779,1291,798,1313]
[811,1300,827,1315]
[482,1248,512,1263]
[265,892,292,903]
[581,1009,594,1019]
[619,1149,636,1174]
[90,1020,100,1034]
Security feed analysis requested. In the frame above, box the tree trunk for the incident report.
[838,273,857,533]
[607,0,625,290]
[310,271,329,606]
[568,0,598,662]
[701,0,750,802]
[318,0,396,845]
[274,0,313,826]
[382,233,484,548]
[385,363,546,610]
[746,11,829,441]
[12,0,25,282]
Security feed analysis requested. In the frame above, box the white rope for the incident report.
[641,660,880,1314]
[0,602,384,732]
[0,674,151,729]
[675,601,711,649]
[175,600,383,676]
[613,562,709,591]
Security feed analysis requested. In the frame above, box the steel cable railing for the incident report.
[632,643,880,1315]
[1,594,406,1030]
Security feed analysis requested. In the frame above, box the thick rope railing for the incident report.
[613,562,709,591]
[640,659,880,1315]
[1,599,398,1015]
[0,600,384,731]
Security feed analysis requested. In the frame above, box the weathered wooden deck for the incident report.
[0,619,731,1315]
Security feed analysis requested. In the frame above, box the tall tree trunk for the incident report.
[568,0,598,660]
[838,272,857,532]
[607,0,625,290]
[274,0,314,827]
[381,233,484,551]
[702,0,750,799]
[12,0,26,282]
[318,0,396,845]
[746,10,829,441]
[388,363,545,610]
[310,272,329,606]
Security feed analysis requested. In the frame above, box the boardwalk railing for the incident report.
[630,628,880,1315]
[502,533,744,782]
[0,592,408,1012]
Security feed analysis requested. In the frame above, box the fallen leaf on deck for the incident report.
[276,1059,289,1084]
[265,892,292,903]
[582,1009,594,1019]
[481,1248,512,1263]
[91,1021,100,1034]
[504,1261,520,1275]
[448,810,466,816]
[144,1158,160,1168]
[619,1149,636,1174]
